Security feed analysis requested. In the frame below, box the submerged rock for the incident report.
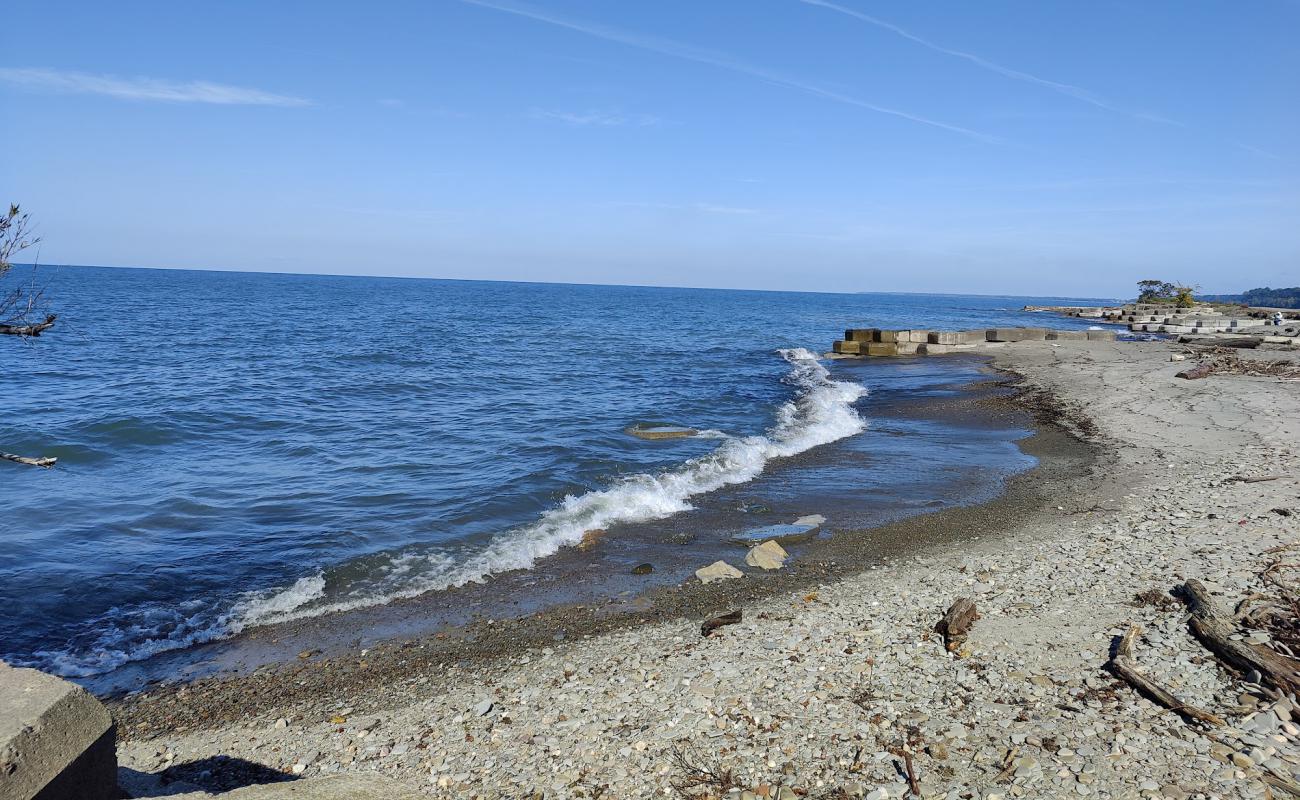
[624,424,697,440]
[745,540,788,570]
[695,560,743,584]
[630,563,654,575]
[731,522,820,546]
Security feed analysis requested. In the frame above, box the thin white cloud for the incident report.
[457,0,997,143]
[533,108,661,127]
[0,67,311,107]
[797,0,1173,125]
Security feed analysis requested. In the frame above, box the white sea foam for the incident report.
[231,347,867,627]
[35,348,867,675]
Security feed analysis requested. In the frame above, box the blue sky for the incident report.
[2,1,1296,296]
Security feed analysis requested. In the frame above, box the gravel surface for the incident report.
[116,340,1300,799]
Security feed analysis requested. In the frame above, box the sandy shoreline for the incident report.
[113,339,1300,799]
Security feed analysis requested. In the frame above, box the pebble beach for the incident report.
[113,338,1300,799]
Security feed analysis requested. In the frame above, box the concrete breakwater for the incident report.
[1027,302,1298,346]
[831,326,1115,357]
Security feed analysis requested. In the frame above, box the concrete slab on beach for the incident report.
[0,661,117,800]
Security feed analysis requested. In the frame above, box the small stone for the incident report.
[273,718,288,729]
[631,563,654,575]
[695,560,743,584]
[745,540,788,570]
[473,699,494,717]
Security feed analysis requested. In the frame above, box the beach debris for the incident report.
[1107,624,1225,727]
[297,649,318,659]
[700,609,742,636]
[744,540,788,570]
[695,560,743,584]
[1225,475,1285,484]
[1175,363,1214,380]
[1170,353,1186,361]
[668,746,738,797]
[631,563,654,575]
[472,699,494,717]
[1,451,56,468]
[1180,346,1300,380]
[0,313,56,337]
[1180,579,1300,695]
[794,514,826,526]
[624,424,697,440]
[577,529,606,551]
[935,597,979,652]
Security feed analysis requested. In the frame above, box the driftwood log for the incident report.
[1175,363,1214,380]
[0,314,56,337]
[935,597,978,651]
[1181,579,1300,694]
[700,609,741,637]
[1177,336,1261,348]
[1,452,56,468]
[1108,625,1225,726]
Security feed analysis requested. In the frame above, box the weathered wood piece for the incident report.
[1181,579,1300,694]
[1108,624,1225,726]
[0,313,56,336]
[1176,363,1214,380]
[935,597,978,651]
[701,609,742,637]
[1226,475,1285,484]
[1,451,57,468]
[1177,336,1261,348]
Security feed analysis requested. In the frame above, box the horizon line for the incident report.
[15,261,1130,302]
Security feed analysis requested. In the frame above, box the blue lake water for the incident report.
[0,266,1115,680]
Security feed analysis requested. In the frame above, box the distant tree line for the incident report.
[1198,287,1300,309]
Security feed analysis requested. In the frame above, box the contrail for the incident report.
[456,0,999,143]
[798,0,1172,124]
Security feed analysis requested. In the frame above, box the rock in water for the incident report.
[631,563,654,575]
[695,560,743,584]
[625,424,697,440]
[745,540,788,570]
[794,514,826,526]
[577,529,606,551]
[730,522,819,546]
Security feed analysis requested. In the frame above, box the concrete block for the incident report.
[985,327,1048,342]
[907,330,931,343]
[927,331,961,345]
[167,775,426,799]
[919,343,976,354]
[874,330,908,343]
[866,342,899,356]
[1045,330,1088,340]
[844,328,878,342]
[1086,329,1117,341]
[960,329,988,343]
[832,340,862,355]
[0,662,116,800]
[895,342,920,355]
